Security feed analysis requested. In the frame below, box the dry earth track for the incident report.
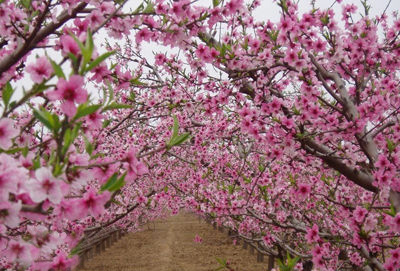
[79,212,267,271]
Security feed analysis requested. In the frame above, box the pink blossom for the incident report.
[60,35,80,56]
[196,44,211,62]
[54,199,81,221]
[390,248,400,262]
[0,118,18,149]
[124,148,149,181]
[0,154,28,201]
[4,240,36,265]
[73,18,89,35]
[349,252,363,266]
[136,28,153,44]
[85,111,103,129]
[88,10,104,28]
[353,206,367,223]
[90,63,110,83]
[26,56,53,83]
[312,255,324,269]
[29,168,63,204]
[47,75,87,117]
[51,251,78,270]
[297,183,311,199]
[392,213,400,232]
[306,224,320,243]
[224,0,243,15]
[311,245,323,257]
[155,53,166,65]
[78,188,110,217]
[263,233,274,246]
[364,214,377,231]
[193,234,202,243]
[100,1,115,14]
[0,201,21,228]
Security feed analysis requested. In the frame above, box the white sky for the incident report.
[254,0,400,22]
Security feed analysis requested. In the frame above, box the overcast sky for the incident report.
[253,0,400,23]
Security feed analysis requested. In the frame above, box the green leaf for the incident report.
[102,102,132,111]
[53,161,64,177]
[74,104,102,120]
[33,107,61,133]
[387,139,396,153]
[213,0,221,7]
[62,128,72,155]
[130,77,146,86]
[170,132,190,146]
[84,136,94,156]
[101,172,126,192]
[228,185,234,194]
[33,108,54,131]
[85,51,115,73]
[172,115,179,140]
[133,2,144,14]
[49,59,65,79]
[5,147,25,154]
[102,119,111,128]
[143,1,155,13]
[69,242,82,256]
[268,30,280,42]
[278,0,288,13]
[101,173,118,192]
[51,114,61,132]
[67,52,79,68]
[33,155,41,170]
[384,203,397,217]
[107,81,114,104]
[20,0,31,9]
[320,14,329,25]
[128,92,136,102]
[2,81,13,107]
[215,257,227,266]
[70,33,86,58]
[243,176,252,184]
[22,146,29,157]
[85,29,94,61]
[61,124,80,156]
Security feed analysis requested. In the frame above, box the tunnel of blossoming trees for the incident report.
[0,0,400,270]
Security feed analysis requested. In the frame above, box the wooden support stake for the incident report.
[213,223,217,229]
[257,244,264,262]
[250,245,255,255]
[257,252,264,262]
[96,243,101,254]
[243,241,248,249]
[88,247,94,259]
[101,241,106,252]
[268,256,275,271]
[106,236,111,248]
[77,254,85,269]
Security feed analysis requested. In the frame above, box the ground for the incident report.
[79,212,268,271]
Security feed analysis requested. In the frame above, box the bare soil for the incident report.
[79,212,267,271]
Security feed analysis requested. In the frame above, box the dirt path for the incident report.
[79,212,267,271]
